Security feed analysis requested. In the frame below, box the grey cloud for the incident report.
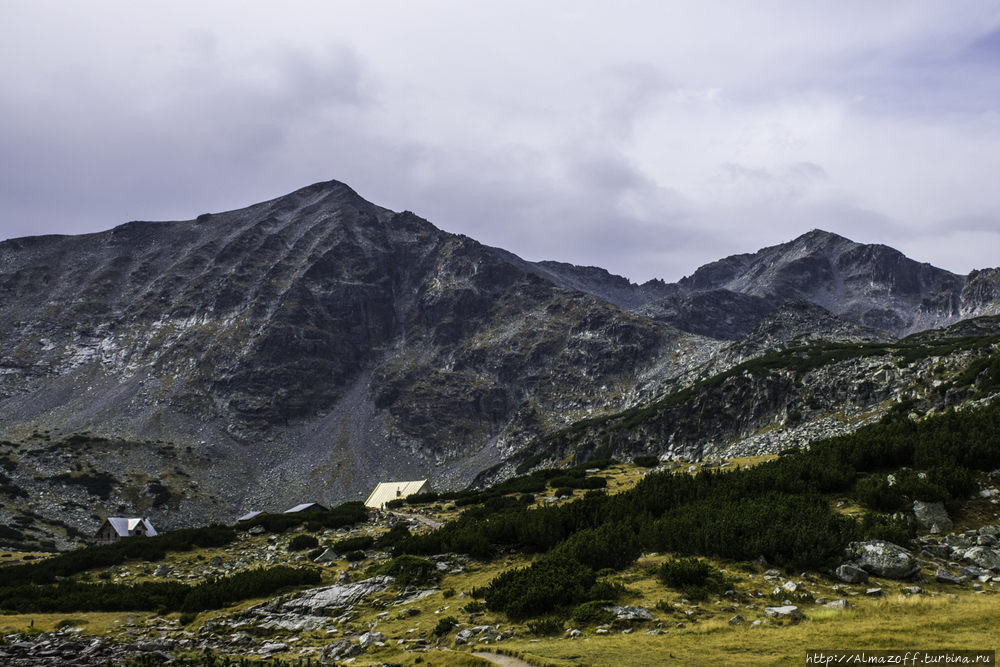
[0,43,373,237]
[2,2,999,285]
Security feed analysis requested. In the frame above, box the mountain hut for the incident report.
[364,480,432,508]
[283,502,328,514]
[94,518,158,545]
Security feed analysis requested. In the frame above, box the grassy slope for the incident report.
[4,460,1000,665]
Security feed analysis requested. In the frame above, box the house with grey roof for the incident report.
[94,517,158,545]
[283,502,328,514]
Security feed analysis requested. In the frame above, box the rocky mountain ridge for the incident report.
[2,178,1000,546]
[521,229,998,340]
[0,180,707,537]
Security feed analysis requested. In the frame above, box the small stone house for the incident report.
[94,517,158,545]
[283,502,328,514]
[364,480,432,508]
[236,511,265,522]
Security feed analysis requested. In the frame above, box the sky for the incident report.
[2,2,999,284]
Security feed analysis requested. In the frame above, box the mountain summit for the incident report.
[528,229,978,339]
[0,181,700,516]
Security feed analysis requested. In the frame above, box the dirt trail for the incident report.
[473,651,536,667]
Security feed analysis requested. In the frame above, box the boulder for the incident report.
[764,606,804,620]
[259,643,289,654]
[825,599,851,610]
[844,541,920,579]
[960,565,990,580]
[935,568,961,584]
[835,563,869,584]
[604,605,655,622]
[359,631,385,649]
[454,629,476,645]
[313,549,339,563]
[921,544,952,559]
[961,546,1000,572]
[728,615,745,625]
[324,641,362,661]
[265,575,394,615]
[912,500,952,532]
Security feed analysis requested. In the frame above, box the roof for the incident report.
[364,480,432,508]
[102,517,157,537]
[237,511,265,522]
[283,502,328,513]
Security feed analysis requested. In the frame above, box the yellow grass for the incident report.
[486,595,1000,667]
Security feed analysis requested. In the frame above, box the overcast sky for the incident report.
[2,2,999,283]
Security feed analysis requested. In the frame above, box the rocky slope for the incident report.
[0,180,708,536]
[3,178,1000,545]
[478,310,1000,485]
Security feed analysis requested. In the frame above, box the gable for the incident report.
[364,480,432,508]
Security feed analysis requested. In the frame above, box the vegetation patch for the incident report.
[49,471,118,499]
[369,555,440,589]
[658,558,731,601]
[239,502,367,534]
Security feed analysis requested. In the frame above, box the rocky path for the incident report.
[390,511,444,530]
[473,650,536,667]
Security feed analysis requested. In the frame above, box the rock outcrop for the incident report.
[844,541,920,580]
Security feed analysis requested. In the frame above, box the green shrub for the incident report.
[287,534,319,552]
[571,600,615,625]
[334,535,373,553]
[370,555,440,588]
[432,615,459,637]
[0,566,320,615]
[633,455,660,468]
[587,580,627,602]
[859,512,915,543]
[854,475,905,512]
[178,612,197,626]
[658,558,730,601]
[406,492,440,505]
[548,475,607,491]
[374,524,411,550]
[241,502,367,534]
[482,555,596,620]
[527,618,565,636]
[344,550,366,562]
